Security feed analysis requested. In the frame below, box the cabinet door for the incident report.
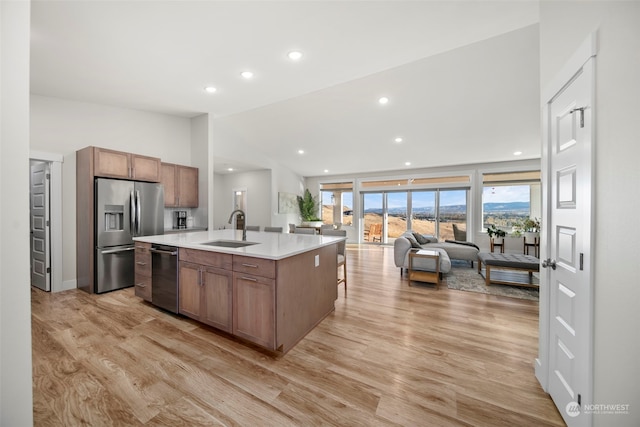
[161,163,177,207]
[177,165,199,207]
[93,147,131,179]
[233,273,276,349]
[134,274,152,301]
[131,154,161,182]
[178,261,201,320]
[201,267,233,333]
[134,243,152,301]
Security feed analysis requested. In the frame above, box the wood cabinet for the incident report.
[233,272,276,349]
[178,249,233,332]
[93,147,161,182]
[161,162,198,207]
[158,242,338,354]
[134,242,152,301]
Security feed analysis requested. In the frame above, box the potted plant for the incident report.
[515,217,541,243]
[486,224,506,244]
[297,189,323,226]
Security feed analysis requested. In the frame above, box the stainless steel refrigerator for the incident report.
[95,178,164,294]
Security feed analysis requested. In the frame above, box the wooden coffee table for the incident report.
[408,249,441,289]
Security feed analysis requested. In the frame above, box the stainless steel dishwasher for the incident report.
[150,245,179,313]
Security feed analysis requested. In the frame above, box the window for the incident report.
[320,182,353,226]
[361,188,468,243]
[482,171,541,232]
[360,174,471,243]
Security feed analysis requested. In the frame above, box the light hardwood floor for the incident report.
[32,245,565,426]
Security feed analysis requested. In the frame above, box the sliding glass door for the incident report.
[410,191,436,237]
[437,189,468,241]
[387,192,408,239]
[363,193,383,242]
[362,189,468,244]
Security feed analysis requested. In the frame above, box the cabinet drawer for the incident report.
[134,274,152,301]
[233,255,276,279]
[180,248,232,270]
[135,251,151,277]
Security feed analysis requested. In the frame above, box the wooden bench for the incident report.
[477,252,540,288]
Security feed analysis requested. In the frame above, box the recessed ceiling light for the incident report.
[405,161,411,166]
[378,97,389,105]
[227,167,234,172]
[288,51,303,61]
[514,151,523,156]
[204,86,217,93]
[324,169,329,173]
[240,71,254,79]
[298,149,305,155]
[394,137,403,143]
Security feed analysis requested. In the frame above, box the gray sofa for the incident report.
[394,231,479,274]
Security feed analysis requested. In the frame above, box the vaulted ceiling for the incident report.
[31,1,541,177]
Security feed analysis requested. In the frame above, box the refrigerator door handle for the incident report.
[130,190,136,236]
[100,247,136,254]
[135,189,142,235]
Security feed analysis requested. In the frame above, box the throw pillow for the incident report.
[413,232,435,245]
[405,234,422,249]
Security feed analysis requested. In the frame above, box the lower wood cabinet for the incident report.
[134,242,152,301]
[169,245,337,354]
[179,261,233,333]
[233,273,276,349]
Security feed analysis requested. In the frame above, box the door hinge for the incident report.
[578,394,582,406]
[46,173,50,180]
[580,253,584,271]
[46,220,50,227]
[46,267,51,274]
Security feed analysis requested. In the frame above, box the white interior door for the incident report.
[544,57,595,426]
[30,162,51,291]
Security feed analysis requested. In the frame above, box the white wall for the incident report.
[0,0,34,424]
[212,116,305,231]
[540,2,640,426]
[30,95,194,285]
[190,113,210,229]
[213,169,272,230]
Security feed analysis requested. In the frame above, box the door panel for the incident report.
[95,246,135,293]
[363,193,383,242]
[134,182,164,237]
[31,162,50,291]
[95,178,134,247]
[545,58,594,426]
[202,267,233,333]
[438,189,467,242]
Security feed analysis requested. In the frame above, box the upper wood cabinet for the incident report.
[161,162,199,207]
[93,147,161,182]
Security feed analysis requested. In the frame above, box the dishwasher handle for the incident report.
[150,247,178,256]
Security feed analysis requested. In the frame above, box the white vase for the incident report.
[302,220,323,227]
[524,232,539,243]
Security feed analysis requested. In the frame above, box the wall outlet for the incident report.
[315,254,320,267]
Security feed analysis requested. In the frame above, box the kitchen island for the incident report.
[133,229,345,354]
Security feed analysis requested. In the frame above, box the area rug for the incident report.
[443,261,539,301]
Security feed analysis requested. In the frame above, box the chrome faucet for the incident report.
[228,209,247,241]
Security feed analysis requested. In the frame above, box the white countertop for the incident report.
[133,229,345,260]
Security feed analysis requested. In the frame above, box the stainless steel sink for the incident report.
[201,240,259,248]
